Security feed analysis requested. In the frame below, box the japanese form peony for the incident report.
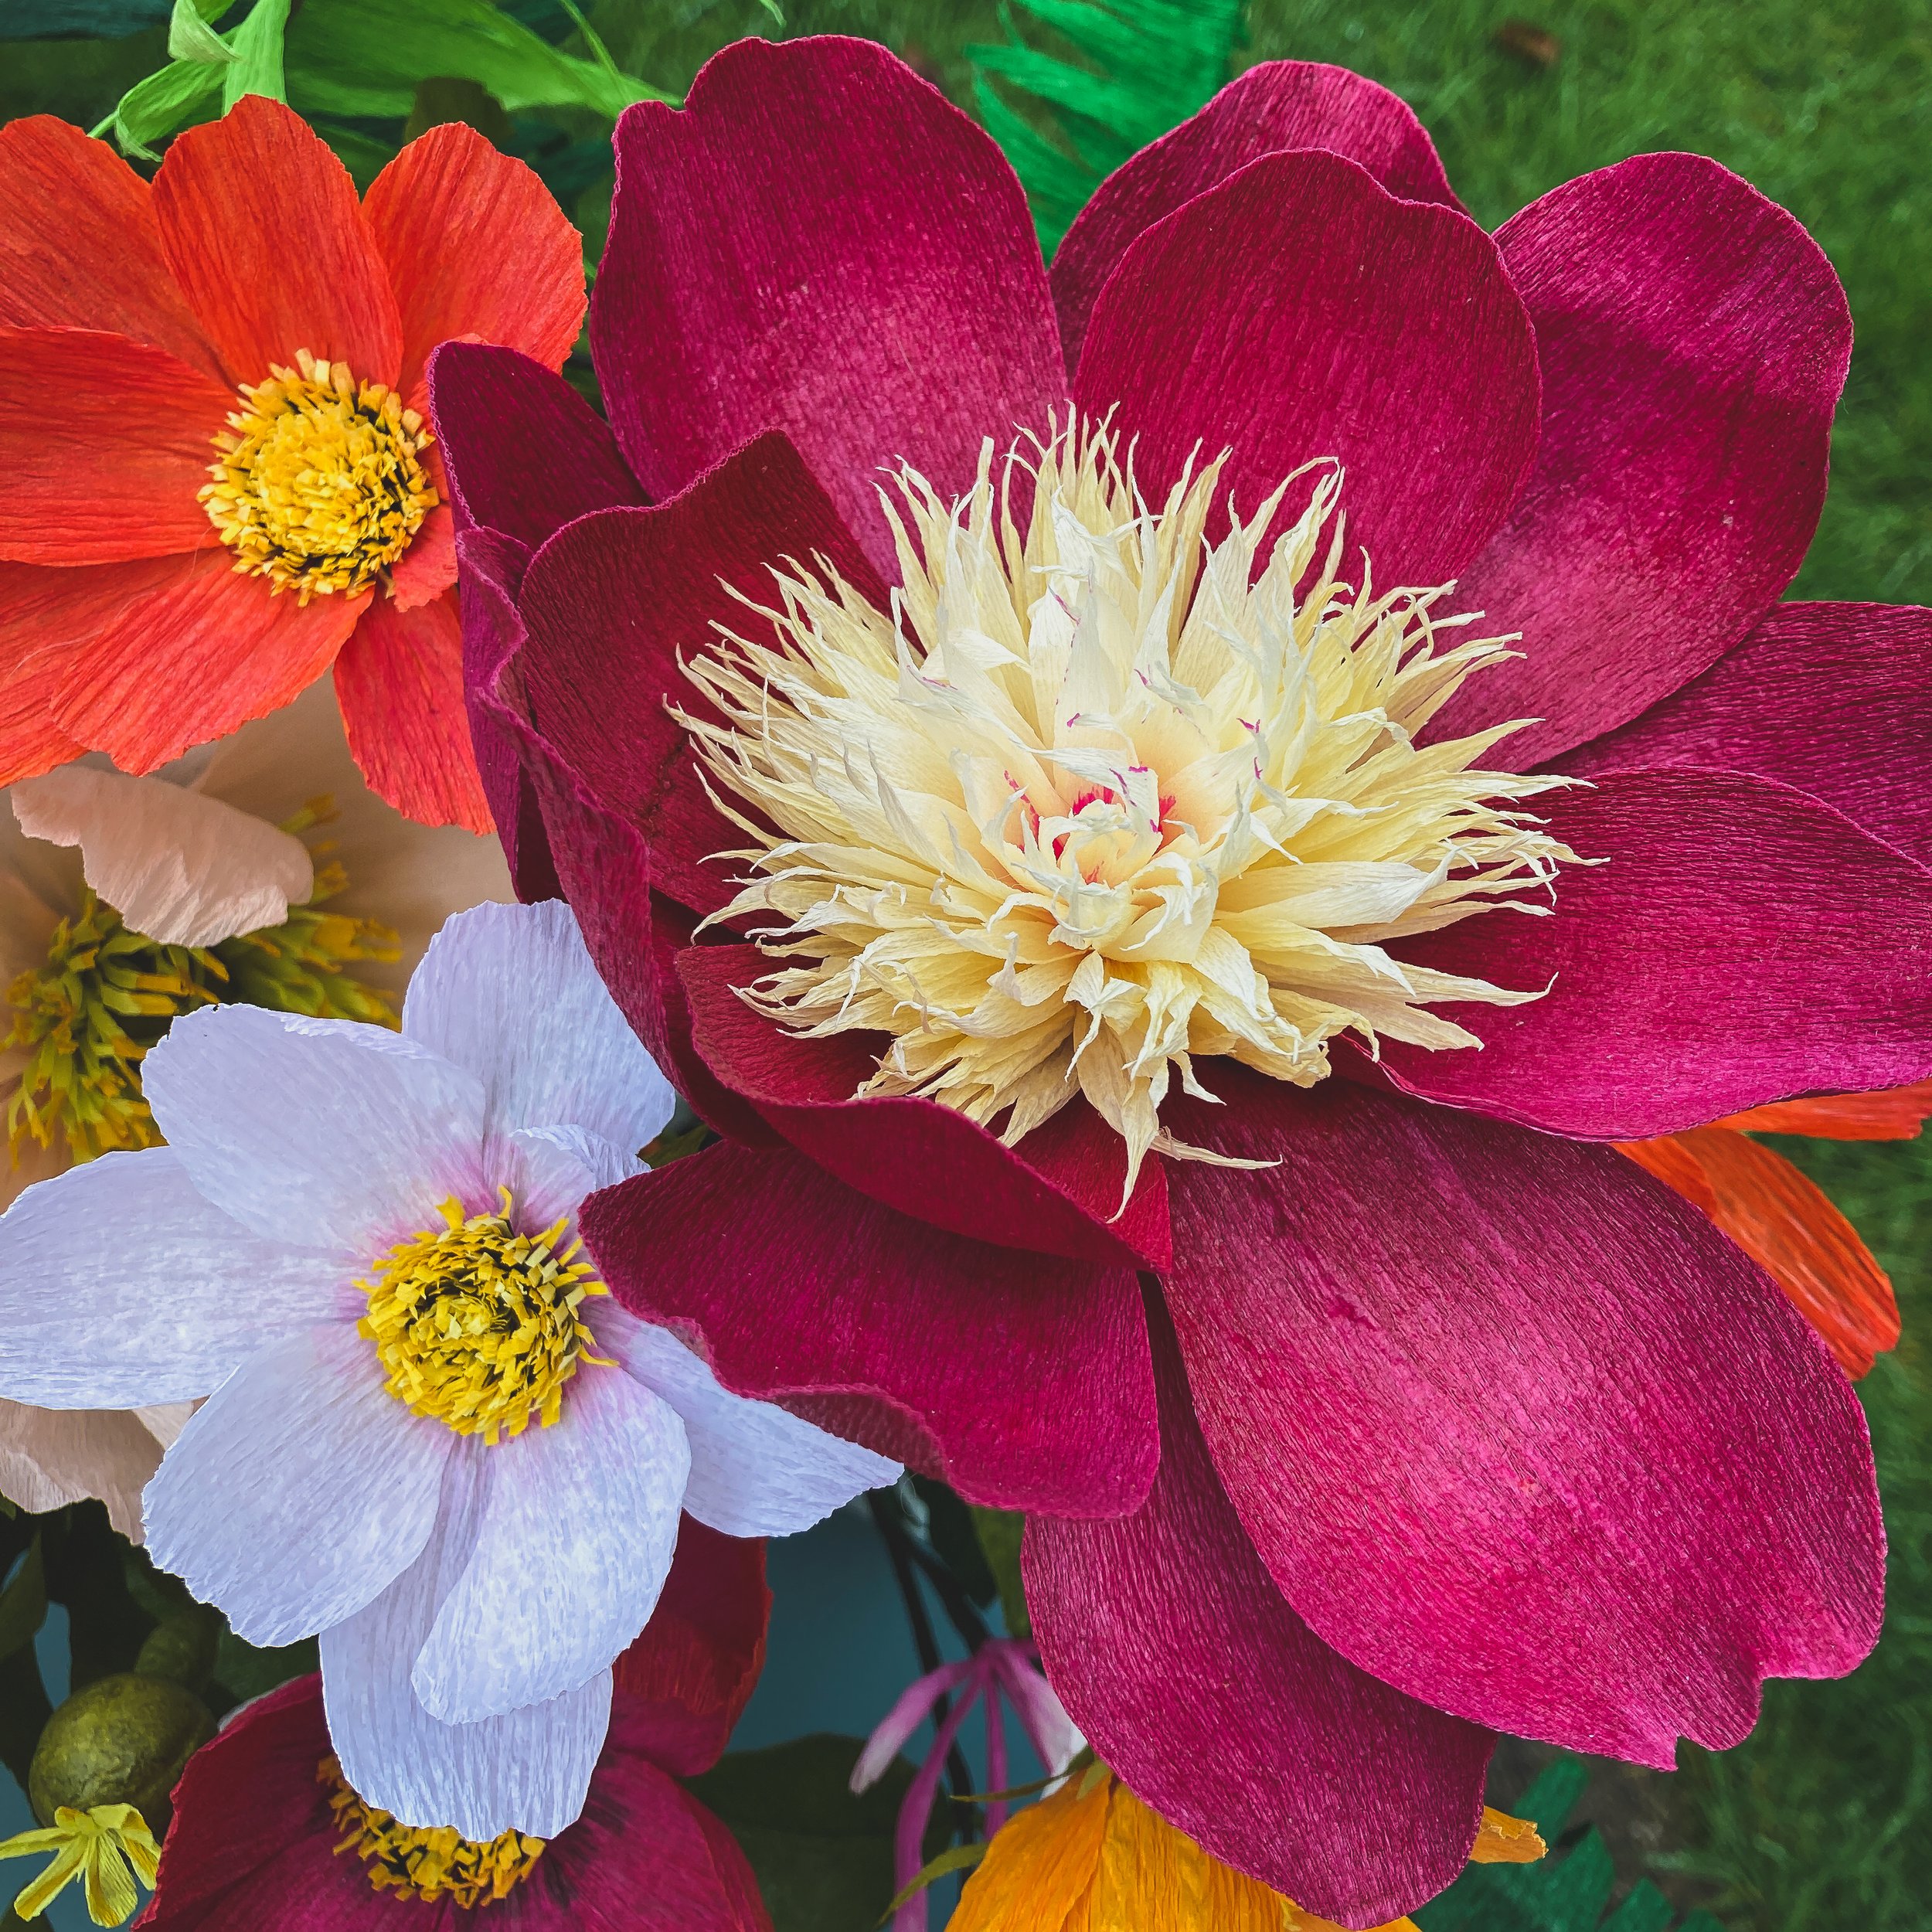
[0,94,587,832]
[428,38,1932,1925]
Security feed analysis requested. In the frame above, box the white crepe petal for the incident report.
[144,1006,488,1253]
[321,1447,613,1838]
[413,1362,689,1723]
[597,1304,901,1536]
[497,1124,645,1229]
[144,1324,450,1646]
[0,1148,354,1406]
[403,901,675,1152]
[10,765,314,949]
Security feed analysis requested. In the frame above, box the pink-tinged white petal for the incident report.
[0,1148,352,1406]
[987,1648,1082,1777]
[321,1450,613,1838]
[598,1304,901,1538]
[0,1400,165,1542]
[145,1323,451,1647]
[10,764,315,948]
[143,1005,488,1253]
[500,1123,645,1226]
[850,1659,975,1794]
[412,1366,688,1724]
[403,899,675,1155]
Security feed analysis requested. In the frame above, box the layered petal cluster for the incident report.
[0,96,587,832]
[140,1525,774,1929]
[0,899,895,1839]
[429,38,1932,1923]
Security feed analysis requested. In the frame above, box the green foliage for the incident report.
[968,1505,1029,1640]
[968,0,1245,248]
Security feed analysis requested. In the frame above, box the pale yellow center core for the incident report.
[683,419,1580,1195]
[356,1189,610,1445]
[321,1756,546,1907]
[199,349,437,603]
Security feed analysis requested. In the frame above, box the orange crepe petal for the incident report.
[0,117,222,384]
[1714,1081,1932,1141]
[1618,1128,1900,1378]
[0,328,231,563]
[50,548,364,773]
[333,590,493,832]
[362,121,584,398]
[151,95,401,390]
[388,502,457,611]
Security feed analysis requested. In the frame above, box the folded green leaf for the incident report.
[879,1840,988,1922]
[168,0,235,64]
[222,0,287,107]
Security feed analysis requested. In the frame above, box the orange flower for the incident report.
[1617,1081,1932,1379]
[0,98,586,832]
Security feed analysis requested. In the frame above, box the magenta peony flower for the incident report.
[427,39,1932,1924]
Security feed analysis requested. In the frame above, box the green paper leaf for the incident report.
[167,0,234,64]
[0,1539,48,1665]
[879,1840,987,1921]
[968,1504,1029,1638]
[97,50,220,158]
[221,0,287,107]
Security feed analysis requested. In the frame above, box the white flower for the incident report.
[0,900,898,1838]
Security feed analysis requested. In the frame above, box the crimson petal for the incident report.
[1162,1072,1883,1765]
[580,1140,1159,1519]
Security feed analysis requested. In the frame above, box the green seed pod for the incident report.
[134,1606,222,1694]
[27,1673,214,1831]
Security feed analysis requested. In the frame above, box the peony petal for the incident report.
[403,897,674,1152]
[1716,1080,1932,1141]
[0,328,230,563]
[676,942,1171,1270]
[151,94,401,389]
[1563,601,1932,870]
[321,1447,613,1838]
[581,1139,1158,1517]
[0,116,222,383]
[413,1366,688,1723]
[142,1003,487,1254]
[502,1124,645,1224]
[1618,1128,1900,1379]
[334,591,493,833]
[0,1147,352,1407]
[0,1400,166,1543]
[145,1322,451,1646]
[361,120,584,398]
[1160,1071,1885,1764]
[386,502,456,611]
[430,341,647,548]
[516,431,886,919]
[48,546,364,775]
[1375,769,1932,1138]
[1053,60,1463,367]
[597,1304,900,1537]
[1026,1309,1492,1924]
[591,36,1063,577]
[10,763,312,947]
[1073,148,1539,587]
[1436,154,1852,763]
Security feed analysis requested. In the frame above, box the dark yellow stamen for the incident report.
[321,1757,544,1908]
[200,349,437,603]
[358,1189,611,1444]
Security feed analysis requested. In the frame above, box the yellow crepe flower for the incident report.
[0,1803,160,1927]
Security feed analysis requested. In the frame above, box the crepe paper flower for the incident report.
[0,898,897,1841]
[0,1401,190,1544]
[1713,1080,1932,1141]
[949,1769,1545,1932]
[428,38,1932,1922]
[0,93,587,833]
[141,1522,774,1929]
[849,1637,1081,1932]
[0,1803,160,1927]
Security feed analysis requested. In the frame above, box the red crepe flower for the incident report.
[138,1521,770,1930]
[427,40,1932,1926]
[0,97,585,833]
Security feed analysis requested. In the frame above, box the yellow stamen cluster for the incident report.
[357,1189,611,1444]
[200,349,437,602]
[685,418,1579,1194]
[321,1756,545,1908]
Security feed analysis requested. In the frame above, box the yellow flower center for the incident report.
[321,1756,545,1907]
[356,1189,611,1445]
[684,418,1579,1194]
[199,349,437,603]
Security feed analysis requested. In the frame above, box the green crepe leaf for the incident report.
[96,49,220,157]
[879,1840,987,1921]
[167,0,235,65]
[0,1539,48,1665]
[687,1734,949,1932]
[221,0,287,107]
[968,1505,1029,1638]
[968,0,1244,252]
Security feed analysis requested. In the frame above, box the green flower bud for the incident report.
[27,1674,214,1832]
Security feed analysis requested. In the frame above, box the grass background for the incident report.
[5,2,1929,1923]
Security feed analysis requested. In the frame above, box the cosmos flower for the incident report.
[429,39,1932,1923]
[0,678,511,1540]
[0,898,896,1840]
[0,94,586,832]
[140,1522,774,1929]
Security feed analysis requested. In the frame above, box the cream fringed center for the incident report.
[682,419,1579,1198]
